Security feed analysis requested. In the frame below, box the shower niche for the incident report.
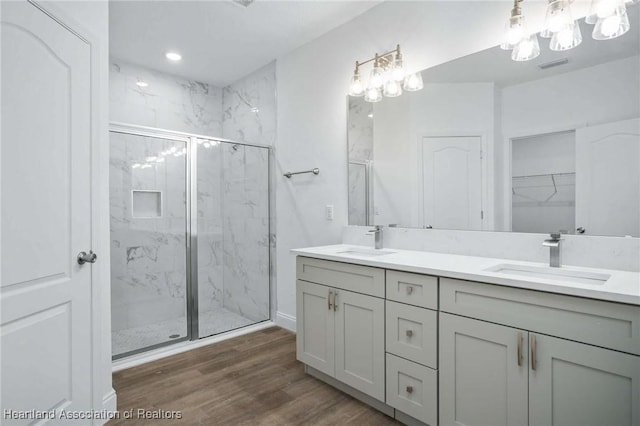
[109,126,270,358]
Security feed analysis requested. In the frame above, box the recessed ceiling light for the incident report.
[136,80,149,88]
[165,51,182,62]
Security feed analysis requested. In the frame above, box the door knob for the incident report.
[406,329,413,337]
[77,250,97,265]
[576,227,586,234]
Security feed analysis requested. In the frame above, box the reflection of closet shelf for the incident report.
[513,201,575,207]
[512,172,575,188]
[512,172,575,204]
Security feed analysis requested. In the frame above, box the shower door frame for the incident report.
[110,122,273,358]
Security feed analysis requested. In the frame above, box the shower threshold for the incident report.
[112,307,262,359]
[112,320,275,372]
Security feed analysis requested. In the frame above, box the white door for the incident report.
[1,1,93,421]
[421,136,483,230]
[575,118,640,237]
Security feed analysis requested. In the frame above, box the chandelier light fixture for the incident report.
[348,44,423,102]
[501,0,541,61]
[502,0,633,61]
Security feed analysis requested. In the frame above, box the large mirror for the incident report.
[348,6,640,237]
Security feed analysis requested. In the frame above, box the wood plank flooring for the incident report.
[109,326,401,425]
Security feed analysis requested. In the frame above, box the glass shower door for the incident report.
[196,140,270,338]
[110,131,189,358]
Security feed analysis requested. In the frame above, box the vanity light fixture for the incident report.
[348,45,423,102]
[165,51,182,62]
[501,0,541,61]
[502,0,633,61]
[542,0,582,51]
[586,0,631,39]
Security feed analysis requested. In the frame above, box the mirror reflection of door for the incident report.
[511,131,576,234]
[576,118,640,237]
[421,136,483,230]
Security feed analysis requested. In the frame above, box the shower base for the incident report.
[112,307,257,357]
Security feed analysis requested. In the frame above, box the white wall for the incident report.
[502,55,640,137]
[273,0,567,326]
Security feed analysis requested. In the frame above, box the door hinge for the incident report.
[481,210,484,219]
[480,150,483,159]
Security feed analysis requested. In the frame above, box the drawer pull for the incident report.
[333,292,338,311]
[531,334,537,371]
[406,385,413,394]
[517,331,523,366]
[328,291,333,311]
[406,286,413,295]
[406,329,413,337]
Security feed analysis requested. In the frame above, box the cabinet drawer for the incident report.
[386,353,438,426]
[386,270,438,309]
[441,278,640,355]
[297,257,385,297]
[386,301,437,368]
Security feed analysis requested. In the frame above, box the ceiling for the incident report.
[109,0,380,87]
[423,4,640,88]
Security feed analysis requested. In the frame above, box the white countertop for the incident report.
[291,244,640,305]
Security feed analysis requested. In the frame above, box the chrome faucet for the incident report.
[367,225,383,249]
[542,232,562,268]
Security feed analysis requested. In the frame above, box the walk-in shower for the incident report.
[109,124,270,358]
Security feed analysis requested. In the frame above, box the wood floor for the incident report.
[109,326,401,425]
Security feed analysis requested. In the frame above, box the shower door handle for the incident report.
[77,250,97,265]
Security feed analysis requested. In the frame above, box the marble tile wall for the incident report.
[221,144,270,321]
[110,59,223,136]
[110,58,276,339]
[221,62,276,321]
[196,141,225,316]
[109,132,189,339]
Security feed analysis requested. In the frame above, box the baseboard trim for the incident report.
[112,321,276,372]
[94,389,117,426]
[275,311,296,332]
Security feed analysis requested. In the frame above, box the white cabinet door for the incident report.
[575,118,640,237]
[529,334,640,426]
[334,289,385,402]
[421,136,483,230]
[296,280,335,376]
[440,313,528,426]
[1,1,93,420]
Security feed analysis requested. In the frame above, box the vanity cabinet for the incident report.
[296,258,386,402]
[439,278,640,426]
[296,255,640,426]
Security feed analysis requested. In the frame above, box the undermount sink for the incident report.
[337,248,396,257]
[485,264,611,285]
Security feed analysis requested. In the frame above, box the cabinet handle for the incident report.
[406,286,413,295]
[517,332,523,366]
[406,385,413,394]
[406,329,413,337]
[531,334,537,371]
[333,292,338,311]
[328,291,333,311]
